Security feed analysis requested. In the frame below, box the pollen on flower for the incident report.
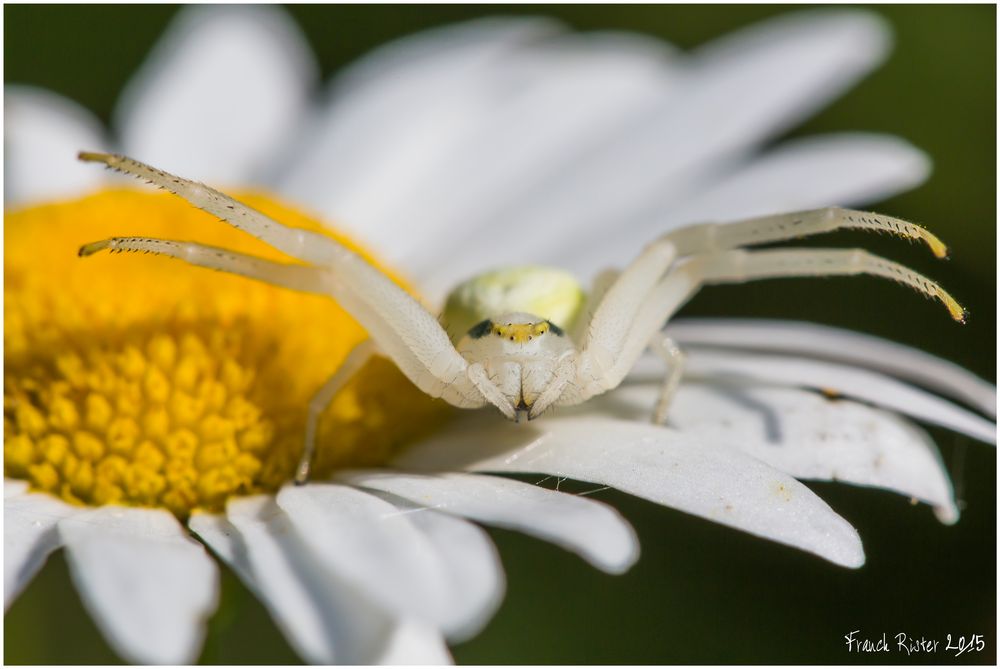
[5,189,450,518]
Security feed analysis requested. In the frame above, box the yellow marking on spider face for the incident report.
[493,321,550,343]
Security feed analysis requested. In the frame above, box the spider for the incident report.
[77,152,965,484]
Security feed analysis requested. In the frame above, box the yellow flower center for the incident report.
[5,189,450,518]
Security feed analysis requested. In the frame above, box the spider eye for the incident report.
[466,319,493,339]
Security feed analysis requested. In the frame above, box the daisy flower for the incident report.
[5,6,995,665]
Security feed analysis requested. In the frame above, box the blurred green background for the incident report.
[5,4,995,665]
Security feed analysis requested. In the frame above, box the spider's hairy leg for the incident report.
[650,335,686,425]
[560,244,964,409]
[78,152,342,265]
[698,247,966,323]
[566,206,952,403]
[79,153,489,412]
[579,238,678,373]
[296,340,376,485]
[571,268,619,342]
[559,265,697,407]
[79,236,331,294]
[663,207,949,259]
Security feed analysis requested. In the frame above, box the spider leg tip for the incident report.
[923,232,949,259]
[78,239,110,257]
[77,150,111,164]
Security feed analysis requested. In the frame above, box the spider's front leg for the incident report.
[564,238,680,401]
[560,208,964,416]
[87,153,487,407]
[79,153,497,484]
[559,257,697,411]
[553,238,687,408]
[79,236,335,294]
[662,206,949,259]
[79,152,346,265]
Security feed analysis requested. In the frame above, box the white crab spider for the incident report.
[77,152,965,484]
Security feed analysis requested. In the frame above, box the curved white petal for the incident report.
[115,5,317,185]
[376,620,453,665]
[276,483,504,640]
[395,415,865,568]
[659,133,929,224]
[5,478,29,498]
[689,9,888,138]
[189,500,452,664]
[333,32,680,289]
[58,506,219,664]
[371,492,505,642]
[341,469,638,574]
[677,350,996,445]
[4,485,81,609]
[276,16,562,245]
[669,318,997,418]
[425,10,892,286]
[4,85,108,206]
[598,378,959,524]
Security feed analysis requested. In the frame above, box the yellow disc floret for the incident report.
[5,189,450,518]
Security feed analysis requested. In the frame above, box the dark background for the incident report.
[5,4,995,664]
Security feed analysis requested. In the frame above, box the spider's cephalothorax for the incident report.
[456,312,575,420]
[442,266,585,421]
[76,152,966,484]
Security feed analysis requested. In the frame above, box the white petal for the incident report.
[678,349,996,445]
[4,85,108,206]
[276,483,504,640]
[276,16,561,248]
[115,5,317,185]
[376,620,453,665]
[372,492,505,642]
[58,506,219,664]
[690,9,888,137]
[598,378,959,524]
[189,500,451,664]
[5,478,29,498]
[669,318,997,418]
[432,10,891,283]
[337,32,680,290]
[4,487,81,609]
[341,469,638,574]
[665,133,928,222]
[395,415,865,568]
